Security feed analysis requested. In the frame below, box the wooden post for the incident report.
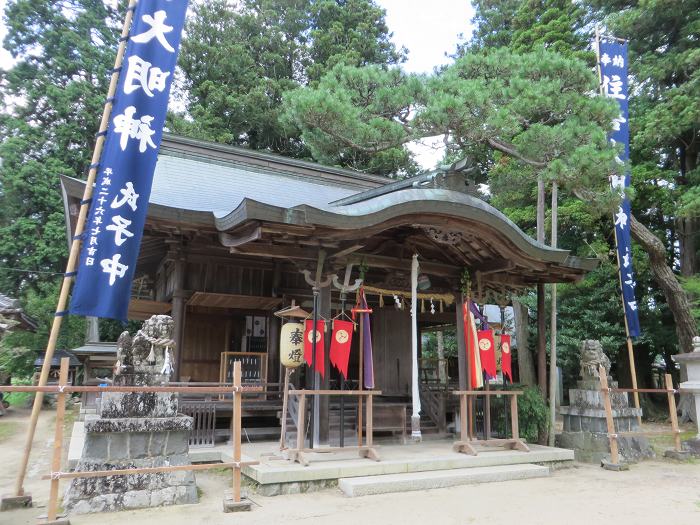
[232,361,242,503]
[665,373,681,452]
[13,0,137,498]
[460,394,467,442]
[296,394,306,452]
[171,263,186,380]
[599,365,620,465]
[484,381,491,440]
[279,367,291,450]
[358,311,364,447]
[47,358,70,522]
[510,394,519,441]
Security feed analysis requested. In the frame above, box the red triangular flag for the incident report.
[304,319,326,378]
[477,329,497,380]
[501,334,512,381]
[329,319,353,378]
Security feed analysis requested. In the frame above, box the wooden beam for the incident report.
[219,225,262,248]
[231,243,318,260]
[349,253,460,278]
[329,244,364,259]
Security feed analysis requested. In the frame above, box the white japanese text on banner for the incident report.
[70,0,189,321]
[598,39,641,337]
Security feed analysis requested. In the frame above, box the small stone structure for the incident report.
[64,315,197,514]
[674,336,700,456]
[557,340,653,463]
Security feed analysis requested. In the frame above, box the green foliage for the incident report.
[421,329,457,359]
[281,63,422,175]
[0,0,118,294]
[505,385,549,443]
[285,47,621,205]
[463,0,521,51]
[0,281,85,379]
[174,0,406,170]
[511,0,591,62]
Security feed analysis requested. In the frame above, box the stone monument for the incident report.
[673,336,700,456]
[64,315,197,514]
[557,339,653,463]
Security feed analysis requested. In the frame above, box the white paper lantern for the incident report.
[280,322,304,368]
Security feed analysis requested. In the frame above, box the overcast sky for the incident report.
[0,0,475,169]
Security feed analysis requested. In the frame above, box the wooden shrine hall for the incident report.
[61,134,597,445]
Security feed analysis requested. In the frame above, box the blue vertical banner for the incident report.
[598,39,641,337]
[70,0,189,321]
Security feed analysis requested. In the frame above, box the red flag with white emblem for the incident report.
[304,319,326,378]
[477,329,497,380]
[329,319,354,378]
[500,334,512,381]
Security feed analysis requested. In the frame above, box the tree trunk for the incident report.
[537,283,547,396]
[436,331,446,384]
[677,216,698,277]
[630,215,697,353]
[513,299,536,386]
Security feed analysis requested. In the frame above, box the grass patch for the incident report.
[649,430,696,455]
[0,421,18,443]
[4,391,32,407]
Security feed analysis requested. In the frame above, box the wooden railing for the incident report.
[598,365,681,467]
[219,351,268,384]
[452,390,529,455]
[1,359,259,520]
[419,383,447,433]
[285,390,382,466]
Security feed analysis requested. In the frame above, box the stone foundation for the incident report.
[64,372,198,514]
[557,380,654,463]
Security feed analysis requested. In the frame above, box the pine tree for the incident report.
[174,0,406,170]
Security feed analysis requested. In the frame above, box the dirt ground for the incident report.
[1,407,699,525]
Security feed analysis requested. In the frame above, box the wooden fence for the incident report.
[597,365,681,466]
[452,390,529,455]
[2,359,258,522]
[283,389,382,466]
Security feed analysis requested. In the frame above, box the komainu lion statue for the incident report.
[115,315,176,376]
[579,339,611,380]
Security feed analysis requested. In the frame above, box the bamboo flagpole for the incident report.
[11,1,138,499]
[594,28,642,426]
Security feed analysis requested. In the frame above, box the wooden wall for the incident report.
[181,311,228,382]
[371,309,413,396]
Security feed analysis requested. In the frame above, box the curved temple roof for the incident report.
[61,134,598,291]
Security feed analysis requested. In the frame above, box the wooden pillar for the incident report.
[537,283,547,397]
[268,261,283,384]
[171,253,187,381]
[456,295,466,391]
[317,284,331,445]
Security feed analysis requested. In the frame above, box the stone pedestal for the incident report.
[674,338,700,455]
[64,373,197,514]
[557,379,653,463]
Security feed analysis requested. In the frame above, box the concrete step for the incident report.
[338,463,550,497]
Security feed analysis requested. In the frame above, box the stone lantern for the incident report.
[673,336,700,454]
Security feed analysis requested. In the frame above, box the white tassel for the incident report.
[160,347,173,376]
[146,343,156,364]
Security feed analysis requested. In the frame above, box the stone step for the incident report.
[338,464,550,497]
